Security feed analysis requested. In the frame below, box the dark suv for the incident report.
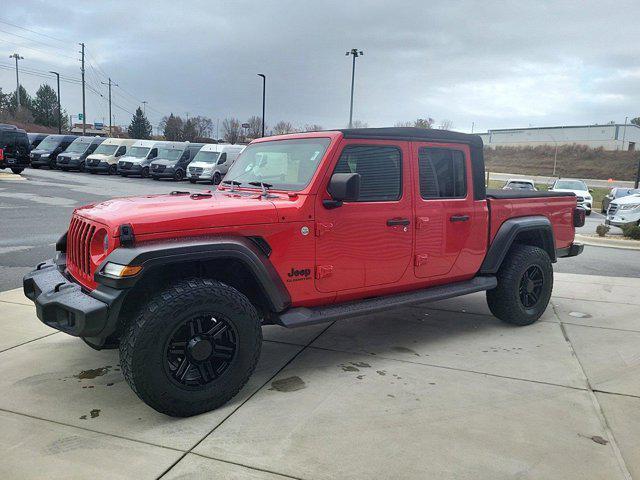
[30,134,78,169]
[0,124,30,174]
[56,136,105,172]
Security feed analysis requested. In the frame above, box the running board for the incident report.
[276,276,497,328]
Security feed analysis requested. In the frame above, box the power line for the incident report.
[0,27,76,58]
[0,35,77,60]
[0,17,68,45]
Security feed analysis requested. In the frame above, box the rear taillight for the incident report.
[0,148,4,161]
[573,207,586,227]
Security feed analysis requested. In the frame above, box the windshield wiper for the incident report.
[222,179,242,192]
[248,181,273,197]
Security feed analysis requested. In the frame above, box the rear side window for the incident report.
[333,145,402,202]
[418,147,466,199]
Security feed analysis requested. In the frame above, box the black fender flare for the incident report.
[95,236,291,312]
[480,216,556,275]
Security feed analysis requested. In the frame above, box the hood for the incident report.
[119,155,144,163]
[151,159,178,167]
[611,194,640,206]
[74,191,279,236]
[58,153,81,160]
[31,149,52,156]
[552,188,590,196]
[87,153,111,161]
[189,161,215,169]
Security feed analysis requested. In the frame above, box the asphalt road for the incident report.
[1,168,639,292]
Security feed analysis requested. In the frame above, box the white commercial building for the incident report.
[479,124,640,151]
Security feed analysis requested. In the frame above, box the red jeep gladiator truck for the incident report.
[23,128,584,416]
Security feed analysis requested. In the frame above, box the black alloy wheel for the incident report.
[165,315,238,387]
[518,265,544,309]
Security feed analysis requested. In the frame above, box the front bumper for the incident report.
[606,211,640,227]
[85,161,111,173]
[30,155,51,166]
[187,171,214,181]
[57,157,82,169]
[118,163,143,174]
[151,169,177,178]
[23,255,125,341]
[1,157,29,168]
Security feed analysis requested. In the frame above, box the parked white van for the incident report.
[85,138,137,175]
[117,140,165,178]
[186,143,245,184]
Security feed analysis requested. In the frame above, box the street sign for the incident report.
[241,123,250,128]
[94,122,104,129]
[78,114,84,120]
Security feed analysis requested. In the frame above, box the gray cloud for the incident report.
[2,0,640,133]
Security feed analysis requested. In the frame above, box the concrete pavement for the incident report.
[1,272,639,479]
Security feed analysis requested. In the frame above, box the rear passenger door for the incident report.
[315,141,413,293]
[412,143,474,279]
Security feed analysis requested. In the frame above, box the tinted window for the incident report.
[418,147,466,199]
[333,145,401,202]
[554,180,587,190]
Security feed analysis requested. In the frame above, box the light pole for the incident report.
[257,74,266,137]
[545,133,559,177]
[345,48,363,128]
[101,77,118,136]
[9,53,23,108]
[49,71,62,134]
[142,101,147,116]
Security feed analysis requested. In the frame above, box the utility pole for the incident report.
[9,53,23,108]
[345,48,363,128]
[49,71,62,134]
[257,74,266,137]
[101,77,118,136]
[142,101,147,116]
[621,116,628,151]
[471,122,475,134]
[79,43,86,136]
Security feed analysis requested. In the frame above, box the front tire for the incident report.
[213,172,222,185]
[10,167,24,174]
[486,245,553,326]
[141,167,149,178]
[585,209,591,216]
[173,169,184,181]
[119,278,262,417]
[108,164,117,175]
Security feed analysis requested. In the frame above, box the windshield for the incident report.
[224,138,331,191]
[65,139,92,154]
[555,180,587,191]
[93,144,118,156]
[615,188,640,198]
[127,146,151,158]
[157,148,184,161]
[506,181,534,189]
[193,150,220,163]
[36,137,62,151]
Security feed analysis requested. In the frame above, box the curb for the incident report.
[575,233,640,251]
[0,172,25,181]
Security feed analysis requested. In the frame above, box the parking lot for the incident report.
[1,169,640,479]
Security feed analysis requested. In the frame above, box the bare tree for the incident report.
[414,118,434,129]
[350,120,368,128]
[394,120,414,127]
[191,116,213,138]
[302,124,323,132]
[273,121,296,135]
[246,115,264,139]
[438,119,454,130]
[222,117,241,144]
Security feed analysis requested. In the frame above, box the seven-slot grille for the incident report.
[608,204,619,216]
[67,216,97,280]
[152,164,165,172]
[87,158,100,166]
[576,196,584,203]
[58,156,69,164]
[120,161,132,169]
[189,166,203,174]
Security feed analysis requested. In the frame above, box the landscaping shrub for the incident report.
[621,224,640,240]
[595,224,610,237]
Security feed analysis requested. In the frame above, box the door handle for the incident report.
[450,215,470,222]
[387,218,410,227]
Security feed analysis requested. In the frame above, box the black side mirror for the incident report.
[324,173,360,209]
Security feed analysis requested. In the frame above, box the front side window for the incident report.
[332,145,402,202]
[157,148,184,161]
[224,138,331,191]
[418,147,466,199]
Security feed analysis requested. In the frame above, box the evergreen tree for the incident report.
[181,118,198,141]
[32,84,59,127]
[8,85,33,116]
[160,113,184,140]
[127,106,152,139]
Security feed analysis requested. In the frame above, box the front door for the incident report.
[315,141,413,293]
[412,143,474,279]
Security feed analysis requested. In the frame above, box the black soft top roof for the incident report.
[339,127,483,147]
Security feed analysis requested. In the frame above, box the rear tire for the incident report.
[486,244,553,326]
[585,210,591,216]
[10,167,24,174]
[189,179,196,184]
[49,159,57,169]
[119,278,262,417]
[79,162,85,173]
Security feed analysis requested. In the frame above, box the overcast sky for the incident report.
[1,0,639,134]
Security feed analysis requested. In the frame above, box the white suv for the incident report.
[606,193,640,227]
[549,179,592,215]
